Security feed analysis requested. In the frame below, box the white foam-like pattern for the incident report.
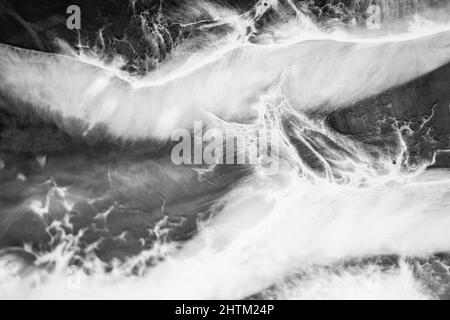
[262,262,433,300]
[2,166,450,300]
[1,4,450,300]
[0,26,450,140]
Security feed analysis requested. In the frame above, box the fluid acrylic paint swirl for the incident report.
[0,0,450,299]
